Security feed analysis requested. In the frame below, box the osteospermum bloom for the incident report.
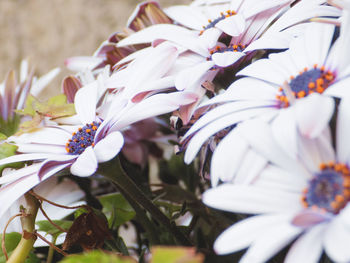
[203,98,350,262]
[113,0,338,124]
[0,82,197,217]
[182,16,350,165]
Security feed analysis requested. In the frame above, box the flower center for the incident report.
[301,162,350,214]
[199,10,236,35]
[66,122,100,155]
[276,65,335,107]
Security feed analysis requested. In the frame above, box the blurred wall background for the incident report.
[0,0,190,96]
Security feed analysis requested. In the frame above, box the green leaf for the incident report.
[15,95,36,117]
[0,233,40,263]
[74,207,90,219]
[0,114,21,137]
[0,142,22,173]
[0,133,7,141]
[151,246,204,263]
[98,193,136,228]
[36,220,73,236]
[59,250,137,263]
[34,94,76,119]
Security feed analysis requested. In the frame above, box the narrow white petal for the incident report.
[324,217,350,263]
[238,58,287,85]
[164,5,207,30]
[295,94,335,139]
[203,184,301,214]
[240,222,302,263]
[64,56,103,72]
[336,97,350,162]
[214,214,291,255]
[175,61,214,91]
[184,107,274,164]
[211,51,245,67]
[70,147,98,177]
[0,163,41,185]
[210,128,248,186]
[110,92,198,131]
[74,83,98,124]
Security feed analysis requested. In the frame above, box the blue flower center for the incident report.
[277,65,335,107]
[66,122,100,155]
[301,162,350,214]
[199,10,236,35]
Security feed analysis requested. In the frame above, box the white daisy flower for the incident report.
[203,97,350,262]
[112,0,338,124]
[0,82,197,217]
[182,15,350,165]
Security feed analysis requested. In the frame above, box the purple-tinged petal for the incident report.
[38,156,76,179]
[292,209,332,228]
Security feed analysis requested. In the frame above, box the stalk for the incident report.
[7,193,39,263]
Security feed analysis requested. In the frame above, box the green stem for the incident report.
[100,158,192,246]
[46,235,57,263]
[7,193,40,263]
[114,183,160,244]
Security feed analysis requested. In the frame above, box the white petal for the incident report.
[0,163,41,185]
[211,51,245,67]
[64,56,103,72]
[203,184,301,214]
[215,14,245,37]
[175,61,214,91]
[240,221,302,263]
[324,216,350,263]
[70,147,98,177]
[284,224,327,263]
[0,174,39,218]
[117,24,208,57]
[164,5,207,30]
[94,131,124,163]
[336,97,350,162]
[74,83,98,124]
[255,165,307,193]
[184,107,275,164]
[214,214,291,255]
[210,128,249,186]
[110,92,198,131]
[238,58,287,85]
[295,94,335,139]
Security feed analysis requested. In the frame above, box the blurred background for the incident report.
[0,0,190,96]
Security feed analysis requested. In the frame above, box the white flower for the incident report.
[0,80,197,218]
[182,15,350,166]
[112,0,338,124]
[202,97,350,263]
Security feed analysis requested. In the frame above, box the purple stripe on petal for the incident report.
[292,209,332,228]
[38,158,75,180]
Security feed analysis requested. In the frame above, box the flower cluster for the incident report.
[1,0,350,262]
